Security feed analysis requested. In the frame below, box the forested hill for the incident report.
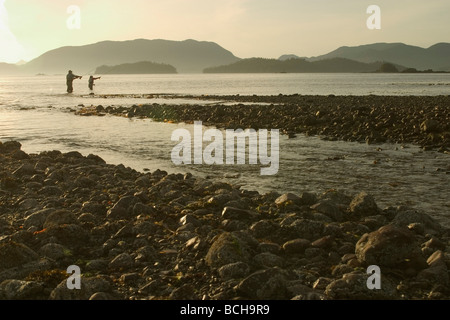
[95,61,177,74]
[203,57,405,73]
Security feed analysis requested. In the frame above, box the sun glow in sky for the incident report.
[0,0,449,64]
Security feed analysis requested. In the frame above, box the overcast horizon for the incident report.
[1,0,449,64]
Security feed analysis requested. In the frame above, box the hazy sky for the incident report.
[0,0,449,63]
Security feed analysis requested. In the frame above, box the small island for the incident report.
[95,61,178,74]
[374,62,450,74]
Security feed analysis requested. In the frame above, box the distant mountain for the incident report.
[0,62,21,75]
[95,61,177,74]
[278,54,302,61]
[21,39,240,74]
[203,57,405,73]
[308,42,450,71]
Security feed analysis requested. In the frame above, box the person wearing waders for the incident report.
[88,75,101,91]
[66,70,82,93]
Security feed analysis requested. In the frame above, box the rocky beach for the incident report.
[74,94,450,152]
[0,94,449,301]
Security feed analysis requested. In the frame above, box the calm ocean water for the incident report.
[0,73,449,226]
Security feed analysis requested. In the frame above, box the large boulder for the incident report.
[390,207,443,235]
[416,250,449,286]
[0,242,39,271]
[355,225,427,273]
[0,280,45,300]
[349,192,380,218]
[205,231,258,269]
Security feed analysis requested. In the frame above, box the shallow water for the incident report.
[0,74,449,227]
[0,106,448,227]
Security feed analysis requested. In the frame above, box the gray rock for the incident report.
[254,252,284,268]
[0,280,45,300]
[0,258,54,284]
[417,250,449,286]
[12,149,29,160]
[287,219,325,241]
[38,243,70,260]
[109,252,134,270]
[78,213,96,224]
[205,231,258,268]
[391,208,443,235]
[107,196,139,219]
[0,242,39,270]
[420,119,440,133]
[250,220,278,238]
[1,141,22,153]
[120,272,140,283]
[310,200,343,221]
[235,267,292,299]
[85,259,108,272]
[258,242,282,254]
[275,193,301,206]
[26,182,43,190]
[43,210,77,229]
[331,264,354,277]
[325,271,398,300]
[224,199,250,210]
[81,201,106,216]
[12,163,36,177]
[311,235,335,249]
[222,207,256,220]
[288,280,326,300]
[135,245,157,263]
[299,192,318,206]
[423,237,446,251]
[282,239,310,254]
[138,279,164,295]
[180,214,201,227]
[319,189,352,206]
[355,225,427,272]
[312,277,334,290]
[207,193,235,207]
[169,284,199,300]
[49,276,111,300]
[133,203,155,216]
[218,262,250,280]
[304,247,323,259]
[112,224,135,239]
[349,192,379,218]
[24,208,54,230]
[19,198,41,211]
[39,186,63,196]
[43,224,90,249]
[135,175,151,187]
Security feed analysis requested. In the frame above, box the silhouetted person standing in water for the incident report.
[66,70,82,93]
[88,75,101,91]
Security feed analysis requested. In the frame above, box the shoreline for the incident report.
[0,140,449,300]
[73,94,450,152]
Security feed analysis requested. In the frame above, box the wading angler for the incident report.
[171,121,279,175]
